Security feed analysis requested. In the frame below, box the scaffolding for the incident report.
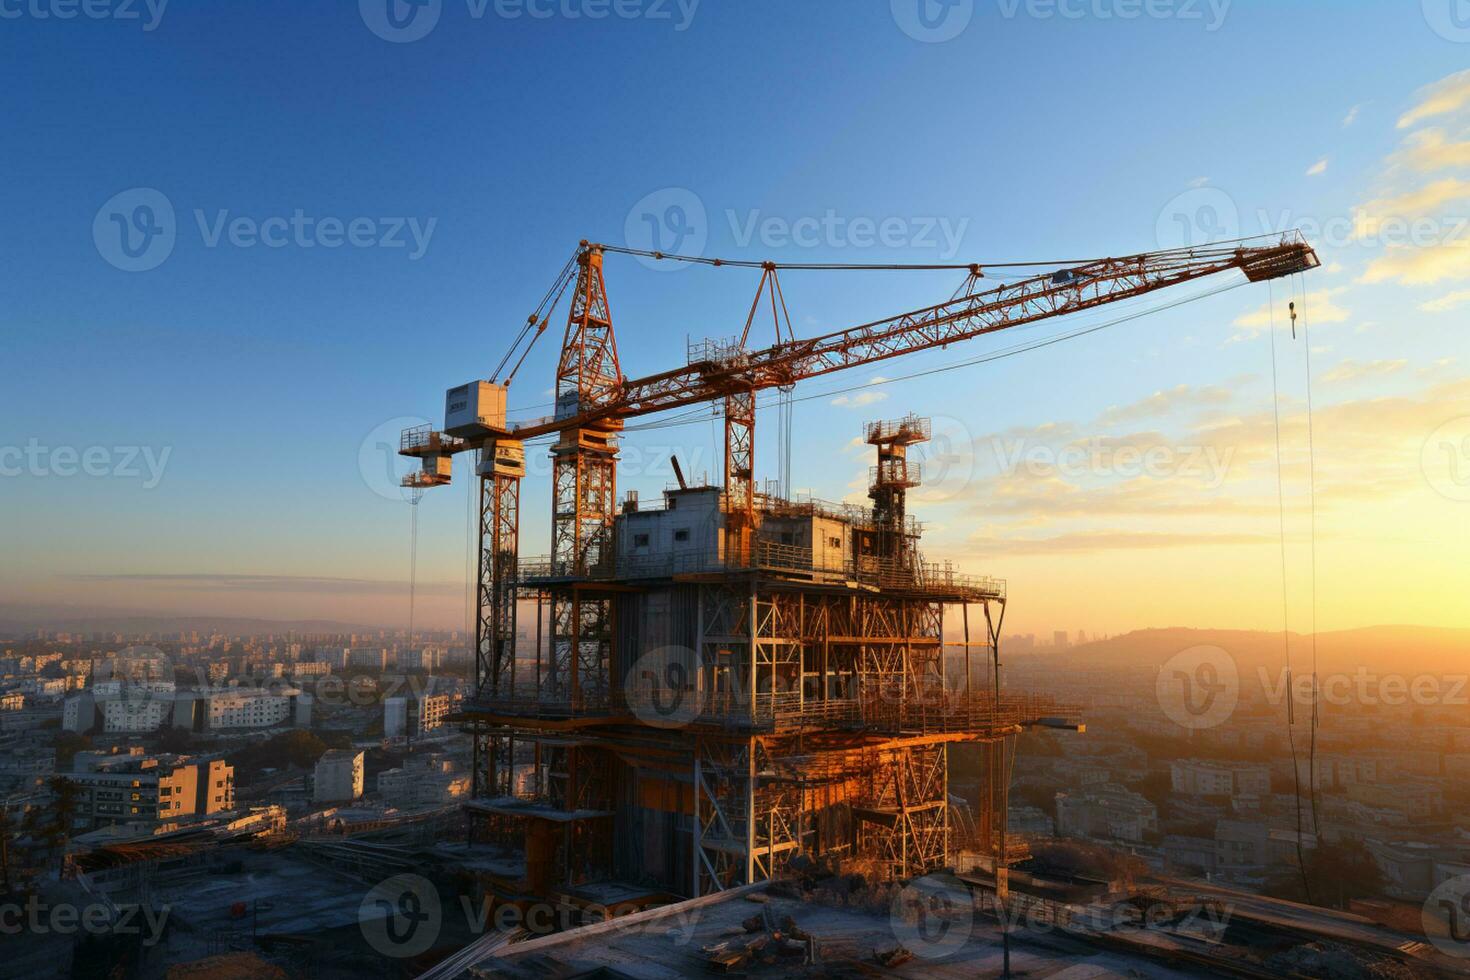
[459,413,1076,900]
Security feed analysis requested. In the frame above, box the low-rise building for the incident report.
[376,754,469,808]
[1055,784,1157,843]
[384,692,452,738]
[1171,759,1270,799]
[64,752,233,832]
[313,749,365,803]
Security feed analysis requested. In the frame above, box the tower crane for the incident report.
[398,232,1319,793]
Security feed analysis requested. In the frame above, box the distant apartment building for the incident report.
[64,752,234,832]
[1055,784,1157,843]
[1170,759,1270,799]
[396,647,443,672]
[291,661,332,679]
[0,692,24,711]
[376,755,469,808]
[313,749,365,803]
[200,687,301,729]
[1347,780,1443,823]
[384,692,452,739]
[1214,819,1269,873]
[350,648,389,671]
[1163,835,1218,876]
[67,683,305,734]
[1007,805,1053,836]
[316,647,350,670]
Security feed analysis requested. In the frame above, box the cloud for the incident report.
[1188,176,1210,188]
[1234,289,1351,331]
[1353,178,1470,236]
[830,376,889,409]
[1343,103,1364,128]
[1096,384,1234,427]
[1420,288,1470,313]
[1361,240,1470,286]
[1398,69,1470,129]
[1390,128,1470,173]
[1318,359,1407,385]
[1306,159,1329,177]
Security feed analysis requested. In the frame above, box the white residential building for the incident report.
[313,749,365,803]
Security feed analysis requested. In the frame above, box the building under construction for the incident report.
[396,235,1319,913]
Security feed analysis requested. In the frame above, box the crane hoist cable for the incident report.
[1270,279,1314,905]
[1299,275,1322,839]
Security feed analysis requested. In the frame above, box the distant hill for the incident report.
[1032,625,1470,675]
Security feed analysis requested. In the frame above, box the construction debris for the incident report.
[701,905,818,973]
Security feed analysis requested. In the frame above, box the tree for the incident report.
[1264,838,1385,910]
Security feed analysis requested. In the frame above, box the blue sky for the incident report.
[3,1,1468,634]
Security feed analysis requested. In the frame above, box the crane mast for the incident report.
[399,232,1319,818]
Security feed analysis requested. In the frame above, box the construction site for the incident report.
[393,236,1323,919]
